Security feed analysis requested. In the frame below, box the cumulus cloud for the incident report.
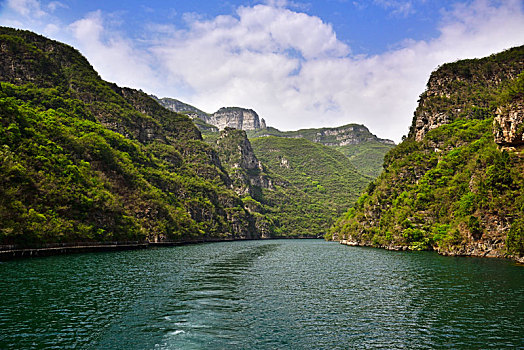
[5,0,46,18]
[149,0,524,141]
[68,11,166,94]
[0,0,523,141]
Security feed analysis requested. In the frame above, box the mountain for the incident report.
[155,98,267,132]
[0,26,372,248]
[250,136,371,237]
[331,45,524,261]
[247,124,395,177]
[151,96,218,132]
[151,96,209,119]
[0,27,263,246]
[247,123,394,146]
[156,93,394,178]
[209,107,266,131]
[211,128,371,237]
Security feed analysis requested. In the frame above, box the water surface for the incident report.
[0,240,522,349]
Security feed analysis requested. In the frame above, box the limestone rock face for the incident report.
[308,125,394,146]
[217,128,262,171]
[152,96,209,120]
[414,111,451,142]
[494,101,524,146]
[410,54,524,142]
[210,107,263,131]
[216,128,273,197]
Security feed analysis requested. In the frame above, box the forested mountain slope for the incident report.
[247,124,395,177]
[250,136,371,236]
[332,46,524,261]
[0,27,261,247]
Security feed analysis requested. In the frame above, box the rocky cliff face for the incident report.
[216,128,273,196]
[152,96,210,120]
[411,48,524,142]
[209,107,264,131]
[332,45,524,261]
[250,124,393,146]
[493,101,524,147]
[154,98,265,133]
[247,124,395,178]
[214,128,274,238]
[298,124,394,147]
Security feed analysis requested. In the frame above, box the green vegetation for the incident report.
[246,124,394,178]
[334,141,395,178]
[250,136,371,237]
[0,27,258,247]
[332,46,524,258]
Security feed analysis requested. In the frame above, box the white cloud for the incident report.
[149,0,524,141]
[47,1,67,12]
[68,11,165,94]
[373,0,415,17]
[6,0,46,18]
[0,0,523,142]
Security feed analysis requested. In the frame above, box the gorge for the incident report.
[0,27,522,263]
[0,22,523,350]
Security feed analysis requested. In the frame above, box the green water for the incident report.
[0,240,522,349]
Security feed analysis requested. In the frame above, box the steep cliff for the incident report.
[214,128,274,237]
[152,96,218,132]
[155,99,264,133]
[248,124,393,146]
[0,27,261,246]
[215,128,273,197]
[213,128,373,238]
[209,107,265,131]
[410,47,524,142]
[493,98,524,147]
[332,46,524,261]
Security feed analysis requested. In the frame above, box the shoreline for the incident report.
[338,240,524,264]
[0,236,320,261]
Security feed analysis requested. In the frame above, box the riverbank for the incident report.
[0,237,320,261]
[339,239,524,264]
[0,240,216,261]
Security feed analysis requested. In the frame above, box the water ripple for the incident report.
[0,241,522,349]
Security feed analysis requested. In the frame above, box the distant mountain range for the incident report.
[1,26,520,261]
[155,97,395,177]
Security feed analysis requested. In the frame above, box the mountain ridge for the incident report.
[0,26,373,249]
[332,45,524,262]
[0,26,264,245]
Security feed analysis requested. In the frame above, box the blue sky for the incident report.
[1,0,523,141]
[31,0,452,54]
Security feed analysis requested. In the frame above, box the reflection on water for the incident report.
[0,240,522,349]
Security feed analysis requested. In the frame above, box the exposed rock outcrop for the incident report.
[153,98,265,133]
[151,96,209,120]
[493,101,524,147]
[215,128,274,238]
[300,125,394,146]
[209,107,264,131]
[410,49,524,141]
[216,128,273,196]
[333,45,524,261]
[253,124,394,146]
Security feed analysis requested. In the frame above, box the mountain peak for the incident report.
[209,107,264,131]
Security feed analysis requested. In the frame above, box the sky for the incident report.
[0,0,523,142]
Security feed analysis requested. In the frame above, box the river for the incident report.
[0,239,522,349]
